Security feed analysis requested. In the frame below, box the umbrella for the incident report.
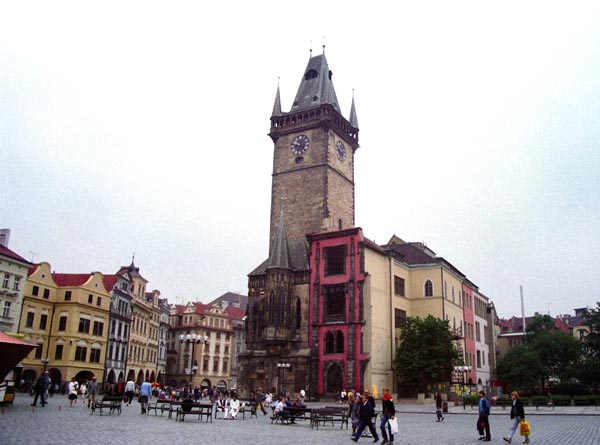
[0,332,36,381]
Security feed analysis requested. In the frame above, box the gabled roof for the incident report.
[290,53,340,113]
[52,273,93,287]
[0,245,31,265]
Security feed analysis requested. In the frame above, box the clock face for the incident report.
[336,141,346,161]
[290,135,310,155]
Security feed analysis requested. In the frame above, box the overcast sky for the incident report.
[2,1,599,319]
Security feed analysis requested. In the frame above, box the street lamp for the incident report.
[41,358,50,372]
[179,333,208,393]
[276,363,290,396]
[453,365,472,409]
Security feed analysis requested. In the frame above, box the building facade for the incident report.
[0,229,31,334]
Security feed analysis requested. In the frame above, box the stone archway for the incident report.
[106,369,116,384]
[136,370,144,385]
[326,362,344,394]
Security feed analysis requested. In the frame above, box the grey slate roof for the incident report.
[248,237,309,276]
[267,212,292,270]
[290,53,340,113]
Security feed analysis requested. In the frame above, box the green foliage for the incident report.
[393,315,461,393]
[530,330,581,385]
[526,314,556,336]
[496,344,543,391]
[583,302,600,359]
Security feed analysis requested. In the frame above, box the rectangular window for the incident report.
[55,344,63,360]
[58,316,67,331]
[92,321,104,336]
[64,291,71,301]
[477,350,481,368]
[203,357,209,371]
[75,346,87,361]
[78,318,90,334]
[35,344,42,359]
[323,284,346,320]
[2,301,11,318]
[13,276,20,291]
[2,274,9,288]
[323,245,347,276]
[43,288,50,299]
[394,276,405,297]
[213,359,219,372]
[26,312,35,328]
[88,294,93,304]
[475,321,481,342]
[39,314,48,330]
[96,296,102,306]
[89,349,101,363]
[32,285,39,296]
[394,308,407,328]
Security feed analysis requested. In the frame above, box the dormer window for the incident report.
[304,69,318,80]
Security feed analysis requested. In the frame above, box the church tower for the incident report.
[240,50,359,398]
[268,51,359,251]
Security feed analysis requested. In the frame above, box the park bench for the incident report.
[90,396,123,416]
[310,406,349,429]
[176,401,213,422]
[147,399,171,416]
[167,401,182,419]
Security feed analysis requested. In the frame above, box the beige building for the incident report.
[19,262,111,387]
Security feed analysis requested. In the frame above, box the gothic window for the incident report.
[323,284,345,321]
[424,280,433,297]
[335,331,344,353]
[325,331,334,354]
[296,298,301,329]
[268,291,275,324]
[326,363,344,394]
[324,245,346,276]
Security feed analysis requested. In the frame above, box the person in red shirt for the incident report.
[380,388,396,444]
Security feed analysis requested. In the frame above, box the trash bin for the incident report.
[442,401,448,413]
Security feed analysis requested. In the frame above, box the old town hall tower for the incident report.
[239,50,359,397]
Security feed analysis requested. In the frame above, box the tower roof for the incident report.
[349,91,359,129]
[272,84,282,117]
[290,53,340,113]
[267,212,292,270]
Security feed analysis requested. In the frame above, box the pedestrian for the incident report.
[435,392,445,422]
[300,388,306,405]
[380,388,396,444]
[352,389,379,442]
[256,387,267,415]
[228,394,241,419]
[503,391,530,444]
[125,378,135,405]
[68,377,79,406]
[351,393,361,437]
[139,379,152,414]
[87,376,98,408]
[31,371,50,407]
[477,390,492,441]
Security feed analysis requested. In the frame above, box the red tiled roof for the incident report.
[103,275,119,293]
[0,245,30,264]
[52,273,92,287]
[225,306,246,320]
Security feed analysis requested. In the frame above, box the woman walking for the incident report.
[503,391,530,444]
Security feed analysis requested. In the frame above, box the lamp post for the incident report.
[41,358,50,373]
[276,363,290,396]
[453,365,472,409]
[179,333,208,394]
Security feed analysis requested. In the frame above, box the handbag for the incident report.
[519,419,531,436]
[388,417,399,434]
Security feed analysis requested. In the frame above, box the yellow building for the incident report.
[19,262,110,388]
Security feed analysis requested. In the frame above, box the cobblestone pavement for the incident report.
[0,394,599,445]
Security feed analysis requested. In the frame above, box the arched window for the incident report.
[425,280,433,297]
[335,331,344,353]
[325,331,334,354]
[304,69,318,80]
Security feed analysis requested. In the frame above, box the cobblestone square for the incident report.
[1,394,599,445]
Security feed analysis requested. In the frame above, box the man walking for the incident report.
[380,388,396,444]
[125,378,135,405]
[87,376,98,408]
[352,389,380,442]
[31,371,50,407]
[477,390,492,441]
[139,379,152,414]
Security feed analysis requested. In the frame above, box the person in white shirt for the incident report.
[125,379,136,406]
[228,394,241,419]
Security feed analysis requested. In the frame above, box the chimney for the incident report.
[0,229,10,247]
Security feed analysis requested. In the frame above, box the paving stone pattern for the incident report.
[0,394,599,445]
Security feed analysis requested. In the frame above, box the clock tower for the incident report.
[268,51,359,251]
[240,50,359,398]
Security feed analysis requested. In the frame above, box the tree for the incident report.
[393,315,460,395]
[526,314,555,336]
[496,344,542,392]
[580,302,600,390]
[530,330,581,390]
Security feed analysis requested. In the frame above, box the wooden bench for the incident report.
[311,406,349,429]
[176,401,213,422]
[167,401,182,419]
[90,396,123,416]
[147,399,171,416]
[271,406,311,424]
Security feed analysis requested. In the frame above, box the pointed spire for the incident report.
[272,80,282,117]
[290,52,339,113]
[267,211,292,270]
[349,89,359,129]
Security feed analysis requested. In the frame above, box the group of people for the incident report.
[348,388,396,444]
[477,390,530,443]
[215,392,243,419]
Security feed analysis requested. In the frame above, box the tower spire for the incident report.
[272,79,282,117]
[349,89,359,129]
[267,211,292,270]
